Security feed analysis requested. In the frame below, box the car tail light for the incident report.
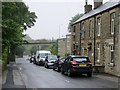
[58,61,61,64]
[70,61,78,66]
[70,61,77,65]
[88,60,92,64]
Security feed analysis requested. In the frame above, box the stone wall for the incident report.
[57,38,67,57]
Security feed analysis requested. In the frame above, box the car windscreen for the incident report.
[72,57,88,62]
[40,53,50,58]
[48,55,57,60]
[60,58,65,62]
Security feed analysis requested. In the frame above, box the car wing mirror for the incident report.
[63,60,66,63]
[37,56,39,59]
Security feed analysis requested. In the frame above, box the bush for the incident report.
[0,59,2,64]
[2,48,8,71]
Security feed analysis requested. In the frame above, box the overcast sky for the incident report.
[23,0,110,40]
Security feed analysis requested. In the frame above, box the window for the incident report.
[97,43,100,63]
[80,22,84,39]
[73,44,75,49]
[97,17,101,36]
[110,44,114,63]
[48,55,57,60]
[73,26,76,32]
[73,57,88,62]
[89,20,93,38]
[73,35,75,41]
[81,43,84,55]
[110,13,115,35]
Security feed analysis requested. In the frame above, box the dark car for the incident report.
[44,55,57,68]
[53,58,65,72]
[61,55,92,77]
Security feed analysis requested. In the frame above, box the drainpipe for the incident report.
[80,31,82,55]
[94,16,96,66]
[118,13,120,89]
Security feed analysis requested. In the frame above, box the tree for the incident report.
[30,46,37,55]
[68,13,83,32]
[2,2,37,63]
[14,46,25,57]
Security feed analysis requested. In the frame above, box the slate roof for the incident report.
[73,0,120,25]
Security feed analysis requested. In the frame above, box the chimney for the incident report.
[84,0,92,14]
[94,0,103,9]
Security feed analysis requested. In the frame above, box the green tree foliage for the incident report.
[2,2,37,63]
[68,13,83,32]
[30,46,37,55]
[49,44,57,55]
[14,46,25,57]
[2,2,37,50]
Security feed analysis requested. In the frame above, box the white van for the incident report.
[35,50,51,65]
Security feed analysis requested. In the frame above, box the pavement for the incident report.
[0,61,119,89]
[96,74,119,83]
[0,62,26,90]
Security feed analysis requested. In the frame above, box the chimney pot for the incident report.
[84,4,92,14]
[94,0,103,9]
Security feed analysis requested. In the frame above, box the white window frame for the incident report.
[97,18,101,36]
[89,20,93,38]
[82,48,84,55]
[97,43,100,63]
[81,43,84,55]
[110,44,114,63]
[110,13,115,35]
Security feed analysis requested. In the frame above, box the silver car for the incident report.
[44,55,57,68]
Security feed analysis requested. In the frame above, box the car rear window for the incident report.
[48,55,57,60]
[73,57,88,62]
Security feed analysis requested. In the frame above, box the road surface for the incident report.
[16,57,118,89]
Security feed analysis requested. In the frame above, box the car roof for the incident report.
[37,50,51,53]
[47,55,57,57]
[69,55,88,58]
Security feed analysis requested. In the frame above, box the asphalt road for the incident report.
[16,57,118,89]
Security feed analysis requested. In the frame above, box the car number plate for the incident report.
[79,64,86,66]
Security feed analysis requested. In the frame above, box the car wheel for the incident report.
[87,73,92,77]
[56,67,59,71]
[30,61,32,63]
[67,69,72,77]
[44,64,46,68]
[57,67,61,72]
[33,61,35,64]
[53,67,55,70]
[53,65,56,70]
[61,68,64,74]
[46,64,49,68]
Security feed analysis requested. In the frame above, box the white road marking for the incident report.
[19,67,22,71]
[65,80,70,83]
[33,88,37,90]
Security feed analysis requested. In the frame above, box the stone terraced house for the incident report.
[71,0,120,76]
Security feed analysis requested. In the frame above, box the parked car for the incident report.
[61,55,92,77]
[44,55,57,68]
[53,58,65,72]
